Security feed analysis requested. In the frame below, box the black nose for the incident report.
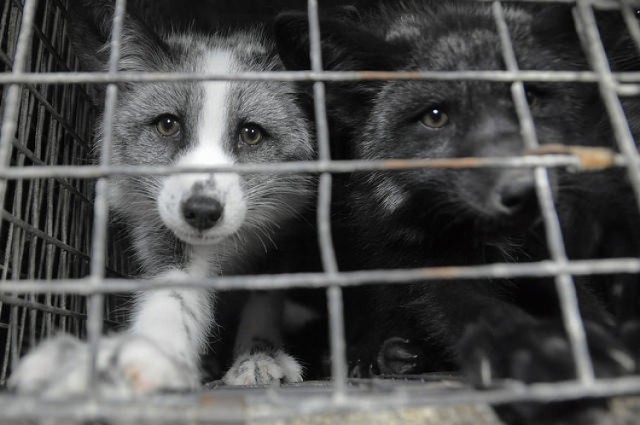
[181,196,223,230]
[498,179,536,213]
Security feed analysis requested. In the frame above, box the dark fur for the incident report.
[594,7,640,365]
[275,0,640,390]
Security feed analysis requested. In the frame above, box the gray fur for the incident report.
[101,29,315,274]
[9,8,315,396]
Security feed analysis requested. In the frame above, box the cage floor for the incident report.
[2,379,640,425]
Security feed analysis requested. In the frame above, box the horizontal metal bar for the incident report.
[615,84,640,96]
[0,257,638,294]
[0,70,626,85]
[471,0,640,7]
[5,134,93,204]
[0,209,91,261]
[0,152,625,180]
[15,83,94,151]
[0,209,125,279]
[0,70,639,85]
[1,376,640,423]
[27,5,72,74]
[0,294,86,319]
[0,294,123,327]
[436,0,636,6]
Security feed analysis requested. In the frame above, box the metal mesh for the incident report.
[0,0,131,387]
[0,0,639,423]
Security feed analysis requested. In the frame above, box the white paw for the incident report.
[222,350,303,385]
[8,333,199,398]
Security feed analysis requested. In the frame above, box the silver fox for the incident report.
[9,5,314,396]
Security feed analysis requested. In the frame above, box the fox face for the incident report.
[72,10,315,269]
[276,2,598,246]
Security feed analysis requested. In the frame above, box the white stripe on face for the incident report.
[158,49,247,245]
[184,50,235,168]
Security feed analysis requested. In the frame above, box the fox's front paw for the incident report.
[223,349,302,385]
[9,333,199,398]
[460,320,635,387]
[376,337,426,375]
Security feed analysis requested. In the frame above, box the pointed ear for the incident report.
[593,9,640,71]
[67,0,114,72]
[531,5,580,46]
[67,0,169,72]
[67,0,170,104]
[274,11,405,72]
[274,11,409,160]
[323,5,362,23]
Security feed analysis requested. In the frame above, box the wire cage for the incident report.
[0,0,132,389]
[1,0,640,424]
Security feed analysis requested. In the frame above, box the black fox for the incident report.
[274,0,640,388]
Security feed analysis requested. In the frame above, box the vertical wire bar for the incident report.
[620,0,640,56]
[0,320,9,383]
[307,1,330,165]
[54,123,70,332]
[307,0,347,396]
[13,50,33,350]
[575,2,640,209]
[0,0,13,350]
[86,0,126,394]
[8,306,18,379]
[0,0,11,62]
[42,0,63,336]
[493,1,596,384]
[0,0,38,218]
[1,0,37,374]
[29,7,49,347]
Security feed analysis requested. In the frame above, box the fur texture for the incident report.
[9,2,315,396]
[275,0,639,387]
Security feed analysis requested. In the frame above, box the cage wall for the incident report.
[0,0,132,387]
[1,0,640,424]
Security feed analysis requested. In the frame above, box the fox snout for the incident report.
[493,173,537,216]
[461,113,542,220]
[181,195,224,231]
[158,172,247,245]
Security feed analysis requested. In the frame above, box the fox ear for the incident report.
[68,0,169,72]
[275,10,409,160]
[274,11,405,72]
[531,5,580,47]
[67,0,170,103]
[67,0,113,72]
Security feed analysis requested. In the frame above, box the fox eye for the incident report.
[239,124,265,145]
[524,86,546,108]
[420,106,449,129]
[525,90,538,107]
[154,114,181,137]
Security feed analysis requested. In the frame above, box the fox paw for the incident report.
[8,333,199,398]
[222,350,302,385]
[376,337,425,375]
[460,320,635,386]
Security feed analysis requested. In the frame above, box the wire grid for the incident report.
[0,0,639,423]
[0,0,131,388]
